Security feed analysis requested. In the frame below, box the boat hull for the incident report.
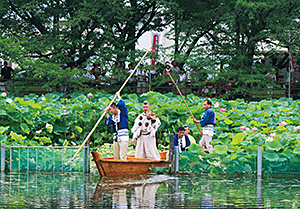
[91,151,169,176]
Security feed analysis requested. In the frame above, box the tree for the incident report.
[0,0,170,66]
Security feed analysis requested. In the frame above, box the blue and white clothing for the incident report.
[105,99,129,142]
[199,108,216,136]
[174,134,191,154]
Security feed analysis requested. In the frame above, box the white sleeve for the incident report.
[131,115,142,134]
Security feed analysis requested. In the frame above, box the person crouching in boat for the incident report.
[174,126,191,153]
[104,91,129,160]
[131,101,161,160]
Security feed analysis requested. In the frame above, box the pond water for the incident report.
[0,172,299,208]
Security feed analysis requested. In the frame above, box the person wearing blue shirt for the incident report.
[104,92,129,160]
[174,126,191,154]
[193,99,216,153]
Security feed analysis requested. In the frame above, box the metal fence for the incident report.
[1,143,90,173]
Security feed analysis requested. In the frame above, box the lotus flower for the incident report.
[41,97,46,101]
[279,121,288,126]
[270,133,276,137]
[294,126,300,131]
[63,110,67,114]
[1,92,7,97]
[266,137,274,142]
[246,128,250,131]
[261,134,267,137]
[240,126,247,130]
[5,98,12,103]
[36,130,42,134]
[220,108,227,112]
[251,127,258,131]
[214,102,220,108]
[87,93,93,98]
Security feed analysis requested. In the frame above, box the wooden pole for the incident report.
[71,45,153,162]
[166,72,202,135]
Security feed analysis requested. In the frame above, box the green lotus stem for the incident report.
[71,45,153,162]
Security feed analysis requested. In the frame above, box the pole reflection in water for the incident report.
[257,177,263,207]
[0,172,4,195]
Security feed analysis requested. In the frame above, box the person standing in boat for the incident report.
[193,99,216,153]
[131,101,161,160]
[104,91,129,160]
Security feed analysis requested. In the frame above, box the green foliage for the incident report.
[176,96,300,175]
[1,91,300,175]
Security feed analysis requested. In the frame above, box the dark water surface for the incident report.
[0,172,299,208]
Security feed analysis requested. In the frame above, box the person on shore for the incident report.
[174,126,191,154]
[131,101,161,160]
[193,99,216,153]
[1,61,14,91]
[104,91,129,160]
[183,125,196,144]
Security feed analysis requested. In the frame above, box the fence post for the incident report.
[257,146,262,177]
[174,146,179,173]
[1,143,5,172]
[168,134,174,175]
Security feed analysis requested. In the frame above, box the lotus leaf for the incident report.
[46,123,53,133]
[265,140,283,151]
[214,145,228,154]
[224,118,233,125]
[180,154,191,161]
[0,134,8,143]
[244,164,252,172]
[226,165,236,173]
[210,167,219,175]
[292,147,300,155]
[231,132,246,145]
[37,136,52,144]
[0,126,9,134]
[75,126,83,133]
[263,153,280,161]
[221,157,232,164]
[20,123,30,134]
[285,134,299,141]
[188,144,202,153]
[246,145,259,152]
[11,131,26,142]
[0,110,7,115]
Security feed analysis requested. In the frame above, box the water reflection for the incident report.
[0,172,300,208]
[92,174,172,208]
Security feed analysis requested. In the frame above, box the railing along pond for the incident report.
[1,143,90,173]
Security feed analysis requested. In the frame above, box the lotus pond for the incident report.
[1,91,300,174]
[1,172,300,208]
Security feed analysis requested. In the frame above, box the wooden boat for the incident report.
[91,151,169,176]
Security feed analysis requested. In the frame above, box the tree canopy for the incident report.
[0,0,299,87]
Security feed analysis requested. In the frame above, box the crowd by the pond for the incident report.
[2,58,300,99]
[104,92,216,160]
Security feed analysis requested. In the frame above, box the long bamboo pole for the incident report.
[166,71,202,135]
[71,45,153,161]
